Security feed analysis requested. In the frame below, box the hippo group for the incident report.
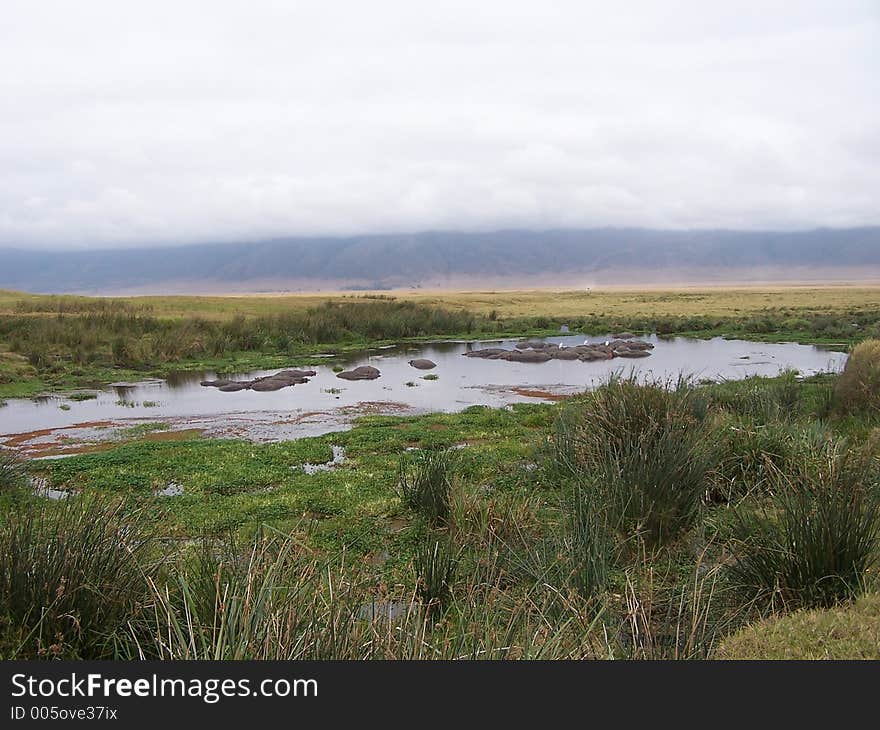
[201,369,317,392]
[464,338,654,362]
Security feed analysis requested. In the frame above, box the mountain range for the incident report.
[1,227,878,294]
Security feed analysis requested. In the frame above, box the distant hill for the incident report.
[1,227,879,294]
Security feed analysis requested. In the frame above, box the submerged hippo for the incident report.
[515,339,548,350]
[251,375,310,391]
[408,359,436,370]
[551,348,580,360]
[503,349,552,363]
[336,365,381,381]
[204,367,317,392]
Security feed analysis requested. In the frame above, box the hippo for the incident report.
[504,349,552,363]
[408,359,436,370]
[275,369,317,378]
[251,375,310,391]
[463,348,509,359]
[336,365,381,381]
[515,339,547,350]
[551,348,581,360]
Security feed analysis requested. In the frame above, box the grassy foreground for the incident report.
[2,350,879,659]
[1,285,878,396]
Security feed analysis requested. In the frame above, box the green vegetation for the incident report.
[834,338,880,414]
[0,449,26,494]
[718,594,880,659]
[397,448,457,527]
[0,497,154,659]
[551,377,719,548]
[728,441,880,610]
[1,287,876,396]
[1,288,879,659]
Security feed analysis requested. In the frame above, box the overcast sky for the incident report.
[1,1,878,249]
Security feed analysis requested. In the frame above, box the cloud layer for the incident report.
[1,1,878,248]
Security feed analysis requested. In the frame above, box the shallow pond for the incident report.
[0,334,846,453]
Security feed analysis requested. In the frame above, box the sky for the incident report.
[1,1,878,249]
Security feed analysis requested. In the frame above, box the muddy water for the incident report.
[0,335,846,451]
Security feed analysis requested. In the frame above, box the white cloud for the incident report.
[0,0,878,248]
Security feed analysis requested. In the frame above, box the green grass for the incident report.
[717,593,880,659]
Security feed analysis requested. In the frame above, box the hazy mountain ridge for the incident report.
[1,227,878,294]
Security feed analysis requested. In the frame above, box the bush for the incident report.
[551,377,719,548]
[398,449,458,526]
[728,441,880,610]
[834,339,880,413]
[0,496,155,659]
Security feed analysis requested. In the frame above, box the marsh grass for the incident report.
[834,339,880,414]
[714,419,834,501]
[0,448,26,493]
[414,539,459,612]
[728,441,880,610]
[602,554,728,660]
[551,377,720,547]
[398,448,458,526]
[129,529,604,660]
[564,482,615,598]
[0,495,156,659]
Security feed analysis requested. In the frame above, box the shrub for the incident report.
[398,449,458,526]
[728,441,880,610]
[834,339,880,413]
[0,496,155,659]
[551,377,719,547]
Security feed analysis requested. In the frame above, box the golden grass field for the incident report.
[2,284,880,321]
